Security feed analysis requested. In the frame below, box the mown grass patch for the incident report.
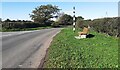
[44,28,118,68]
[1,26,51,32]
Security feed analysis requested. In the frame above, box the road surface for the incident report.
[1,28,61,68]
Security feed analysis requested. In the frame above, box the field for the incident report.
[43,27,118,68]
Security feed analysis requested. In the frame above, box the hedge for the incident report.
[76,17,119,37]
[2,22,45,29]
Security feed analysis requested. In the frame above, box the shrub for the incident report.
[2,22,44,29]
[51,21,60,27]
[75,17,119,37]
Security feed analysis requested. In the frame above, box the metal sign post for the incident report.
[73,7,76,32]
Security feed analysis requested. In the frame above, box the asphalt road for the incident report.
[2,28,61,68]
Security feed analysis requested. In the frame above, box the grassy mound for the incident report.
[44,28,118,68]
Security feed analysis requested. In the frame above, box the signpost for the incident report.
[73,7,76,32]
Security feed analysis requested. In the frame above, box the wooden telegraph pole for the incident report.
[73,6,76,32]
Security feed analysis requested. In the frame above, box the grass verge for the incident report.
[1,26,51,32]
[43,27,118,68]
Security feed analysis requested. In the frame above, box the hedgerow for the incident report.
[76,17,119,37]
[2,22,45,29]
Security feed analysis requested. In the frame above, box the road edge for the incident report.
[38,29,61,68]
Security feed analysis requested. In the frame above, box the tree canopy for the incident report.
[30,4,60,25]
[57,14,73,25]
[4,19,11,22]
[0,18,2,22]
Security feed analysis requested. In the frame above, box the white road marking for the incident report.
[18,65,23,68]
[0,30,41,38]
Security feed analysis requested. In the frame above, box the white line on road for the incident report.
[0,30,40,38]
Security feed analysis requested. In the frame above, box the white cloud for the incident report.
[64,10,73,16]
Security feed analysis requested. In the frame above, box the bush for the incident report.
[57,14,73,25]
[76,17,119,37]
[91,17,118,37]
[51,22,60,27]
[2,22,45,29]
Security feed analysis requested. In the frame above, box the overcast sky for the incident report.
[1,2,119,20]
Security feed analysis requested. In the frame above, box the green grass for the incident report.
[44,27,118,68]
[1,26,51,32]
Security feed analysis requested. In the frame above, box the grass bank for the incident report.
[1,26,51,32]
[43,28,118,68]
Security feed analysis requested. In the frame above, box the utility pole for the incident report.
[106,11,108,18]
[73,6,76,32]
